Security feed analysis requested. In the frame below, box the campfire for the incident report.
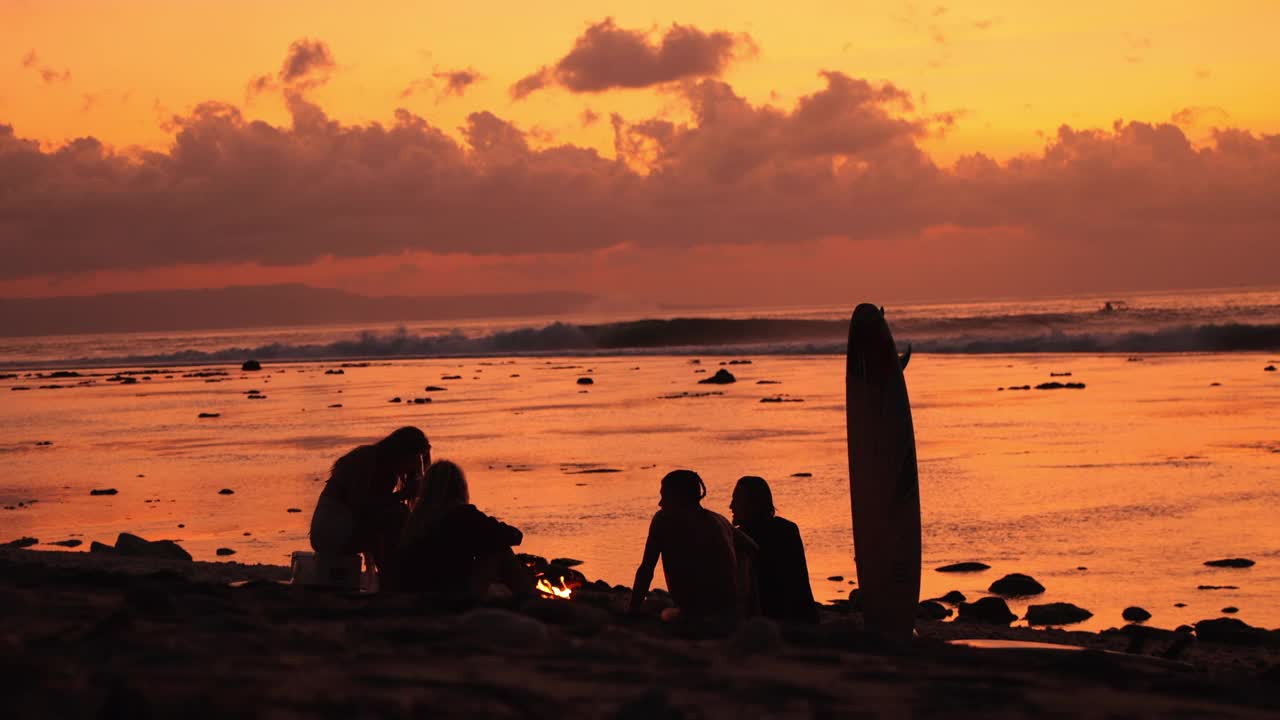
[535,576,573,599]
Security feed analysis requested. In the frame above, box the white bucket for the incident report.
[291,550,361,589]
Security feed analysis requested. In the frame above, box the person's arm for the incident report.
[465,506,524,549]
[787,522,820,622]
[629,514,663,613]
[733,527,759,558]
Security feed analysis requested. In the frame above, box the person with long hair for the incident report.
[309,426,429,578]
[629,469,756,620]
[730,475,819,624]
[392,460,531,595]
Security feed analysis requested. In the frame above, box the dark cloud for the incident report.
[580,108,600,127]
[434,68,482,97]
[398,77,434,99]
[510,18,755,98]
[20,50,71,84]
[1,71,1277,290]
[279,38,335,87]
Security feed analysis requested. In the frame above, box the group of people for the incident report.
[309,426,819,624]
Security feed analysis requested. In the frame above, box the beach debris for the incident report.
[956,597,1017,624]
[197,412,221,418]
[3,537,38,549]
[241,360,262,371]
[698,369,736,385]
[216,548,236,556]
[89,488,118,496]
[1025,602,1093,626]
[48,539,83,548]
[917,600,952,620]
[935,561,990,573]
[1123,606,1152,622]
[577,377,594,385]
[1204,558,1254,568]
[218,488,235,495]
[1036,382,1086,390]
[989,573,1045,596]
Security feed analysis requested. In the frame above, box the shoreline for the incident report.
[3,547,1276,717]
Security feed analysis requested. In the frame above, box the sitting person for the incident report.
[730,475,819,624]
[392,460,531,595]
[629,469,755,620]
[309,426,429,579]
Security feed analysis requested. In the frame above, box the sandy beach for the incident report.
[2,546,1277,718]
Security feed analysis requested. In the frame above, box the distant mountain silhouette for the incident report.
[0,284,596,337]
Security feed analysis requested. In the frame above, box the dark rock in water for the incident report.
[791,472,813,478]
[216,548,236,556]
[324,369,345,375]
[1025,602,1093,626]
[35,440,54,446]
[1204,558,1254,568]
[114,532,192,562]
[424,385,447,391]
[412,397,431,404]
[1049,371,1072,377]
[3,537,38,549]
[1006,385,1031,391]
[576,377,594,385]
[1123,606,1152,622]
[698,369,736,385]
[936,561,990,573]
[119,377,138,385]
[1265,365,1277,372]
[846,588,863,613]
[327,403,343,408]
[10,386,32,391]
[989,573,1045,596]
[1035,382,1086,390]
[760,395,804,403]
[247,394,267,400]
[1222,606,1239,614]
[1198,585,1238,590]
[756,380,781,384]
[938,590,966,604]
[1175,624,1194,633]
[90,541,117,555]
[827,575,844,582]
[918,600,952,620]
[550,557,583,567]
[441,374,462,380]
[728,359,753,365]
[286,508,302,513]
[197,412,220,419]
[1195,617,1272,646]
[218,488,234,495]
[1209,382,1222,387]
[957,597,1017,624]
[49,539,82,547]
[241,360,262,371]
[1174,602,1187,607]
[90,488,118,496]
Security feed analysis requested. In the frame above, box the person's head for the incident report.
[730,475,775,526]
[413,459,469,511]
[374,426,430,494]
[659,469,706,509]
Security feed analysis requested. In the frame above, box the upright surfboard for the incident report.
[846,304,921,642]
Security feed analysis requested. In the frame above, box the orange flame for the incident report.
[535,576,572,599]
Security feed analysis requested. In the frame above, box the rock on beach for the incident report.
[988,573,1045,596]
[957,597,1017,624]
[697,369,736,385]
[935,561,990,573]
[1025,602,1093,626]
[1204,558,1255,568]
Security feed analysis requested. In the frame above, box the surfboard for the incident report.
[846,304,921,642]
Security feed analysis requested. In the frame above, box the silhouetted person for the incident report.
[630,470,754,619]
[309,426,429,579]
[731,476,819,624]
[391,460,532,596]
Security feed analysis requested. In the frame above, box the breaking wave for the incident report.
[25,319,1280,368]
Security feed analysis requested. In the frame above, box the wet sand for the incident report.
[2,548,1276,718]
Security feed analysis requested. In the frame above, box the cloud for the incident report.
[20,50,71,84]
[434,68,482,97]
[398,77,434,99]
[248,39,336,97]
[1,71,1277,296]
[1171,106,1230,127]
[580,108,600,127]
[510,18,756,98]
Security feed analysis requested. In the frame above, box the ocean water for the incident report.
[2,288,1278,633]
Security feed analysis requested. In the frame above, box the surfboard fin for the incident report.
[899,344,912,370]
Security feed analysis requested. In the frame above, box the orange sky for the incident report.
[3,1,1279,304]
